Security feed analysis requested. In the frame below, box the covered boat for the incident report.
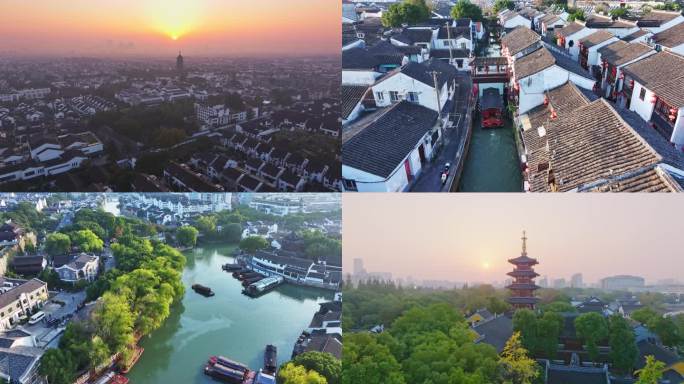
[480,88,504,128]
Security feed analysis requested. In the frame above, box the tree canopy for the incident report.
[239,236,270,253]
[176,225,199,247]
[381,0,431,27]
[493,0,514,13]
[451,0,483,21]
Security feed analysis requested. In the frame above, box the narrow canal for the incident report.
[457,33,523,192]
[126,244,334,383]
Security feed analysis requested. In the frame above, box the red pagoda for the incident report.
[506,231,540,310]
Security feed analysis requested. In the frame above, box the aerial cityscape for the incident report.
[343,193,684,383]
[0,1,341,192]
[341,0,684,192]
[0,192,341,384]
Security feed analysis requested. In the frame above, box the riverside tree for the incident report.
[278,363,328,384]
[451,0,483,21]
[176,225,198,247]
[290,351,341,384]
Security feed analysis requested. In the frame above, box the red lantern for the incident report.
[670,114,677,121]
[650,95,658,104]
[619,72,625,80]
[630,79,634,87]
[550,110,557,119]
[670,108,678,115]
[543,96,549,106]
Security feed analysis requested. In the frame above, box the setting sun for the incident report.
[143,0,204,41]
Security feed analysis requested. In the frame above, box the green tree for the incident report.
[536,312,562,358]
[608,315,638,373]
[45,232,71,256]
[487,296,511,315]
[568,8,586,21]
[278,362,327,384]
[648,316,681,347]
[222,223,243,243]
[493,0,514,13]
[70,229,104,253]
[89,336,111,369]
[381,0,431,27]
[610,7,628,19]
[239,236,270,253]
[92,292,135,353]
[38,349,77,384]
[513,309,538,352]
[635,355,665,384]
[176,225,198,247]
[291,351,341,384]
[575,313,608,362]
[501,331,539,384]
[451,0,483,21]
[344,333,405,384]
[195,215,217,235]
[542,301,576,313]
[631,307,659,325]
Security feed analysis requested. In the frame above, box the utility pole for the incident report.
[446,21,454,64]
[431,70,443,120]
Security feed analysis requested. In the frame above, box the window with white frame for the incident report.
[390,91,400,102]
[407,92,419,103]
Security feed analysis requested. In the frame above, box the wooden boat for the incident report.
[480,88,505,128]
[263,344,277,374]
[192,284,215,297]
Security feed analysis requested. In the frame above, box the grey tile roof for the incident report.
[341,86,369,120]
[343,101,438,178]
[580,30,616,48]
[653,22,684,48]
[622,51,684,107]
[501,26,541,56]
[473,315,513,352]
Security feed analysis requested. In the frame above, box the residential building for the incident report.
[55,253,99,282]
[0,278,48,331]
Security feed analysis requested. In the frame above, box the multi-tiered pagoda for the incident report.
[506,231,540,310]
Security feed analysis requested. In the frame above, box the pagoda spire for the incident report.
[521,230,527,256]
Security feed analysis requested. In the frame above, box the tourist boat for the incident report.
[239,271,261,280]
[263,345,277,375]
[222,263,242,272]
[480,88,505,128]
[93,372,129,384]
[243,276,284,297]
[242,275,264,287]
[192,284,215,297]
[209,356,250,372]
[204,363,246,383]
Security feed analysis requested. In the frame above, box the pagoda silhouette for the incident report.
[506,231,540,310]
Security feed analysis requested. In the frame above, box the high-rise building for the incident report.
[176,51,184,79]
[506,231,540,310]
[353,258,366,277]
[571,273,583,288]
[538,276,548,288]
[600,275,645,291]
[553,278,567,289]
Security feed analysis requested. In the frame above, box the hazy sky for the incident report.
[0,0,339,57]
[343,194,683,285]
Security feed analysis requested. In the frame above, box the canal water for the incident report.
[457,33,523,192]
[126,244,333,383]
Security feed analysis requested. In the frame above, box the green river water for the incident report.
[126,244,334,383]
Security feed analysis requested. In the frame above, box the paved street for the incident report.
[21,291,86,347]
[411,73,473,192]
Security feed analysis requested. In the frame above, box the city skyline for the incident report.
[343,194,683,284]
[0,0,339,57]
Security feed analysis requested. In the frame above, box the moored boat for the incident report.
[243,276,284,297]
[263,344,277,375]
[480,88,504,128]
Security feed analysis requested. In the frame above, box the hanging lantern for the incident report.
[670,107,678,115]
[543,96,549,106]
[550,110,557,119]
[670,114,677,122]
[650,94,658,104]
[619,72,625,80]
[630,79,634,87]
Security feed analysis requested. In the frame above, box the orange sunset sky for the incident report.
[343,194,683,285]
[0,0,340,57]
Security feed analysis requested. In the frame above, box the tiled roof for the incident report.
[501,26,541,56]
[585,14,636,29]
[622,51,684,107]
[579,30,615,48]
[556,22,585,37]
[581,165,683,192]
[621,29,650,42]
[526,99,664,192]
[437,26,470,39]
[514,46,555,79]
[341,85,368,119]
[342,47,379,70]
[653,22,684,48]
[636,10,682,27]
[392,28,433,45]
[473,315,513,353]
[343,101,438,178]
[399,58,459,88]
[600,41,653,66]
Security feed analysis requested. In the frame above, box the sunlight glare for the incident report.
[144,0,205,41]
